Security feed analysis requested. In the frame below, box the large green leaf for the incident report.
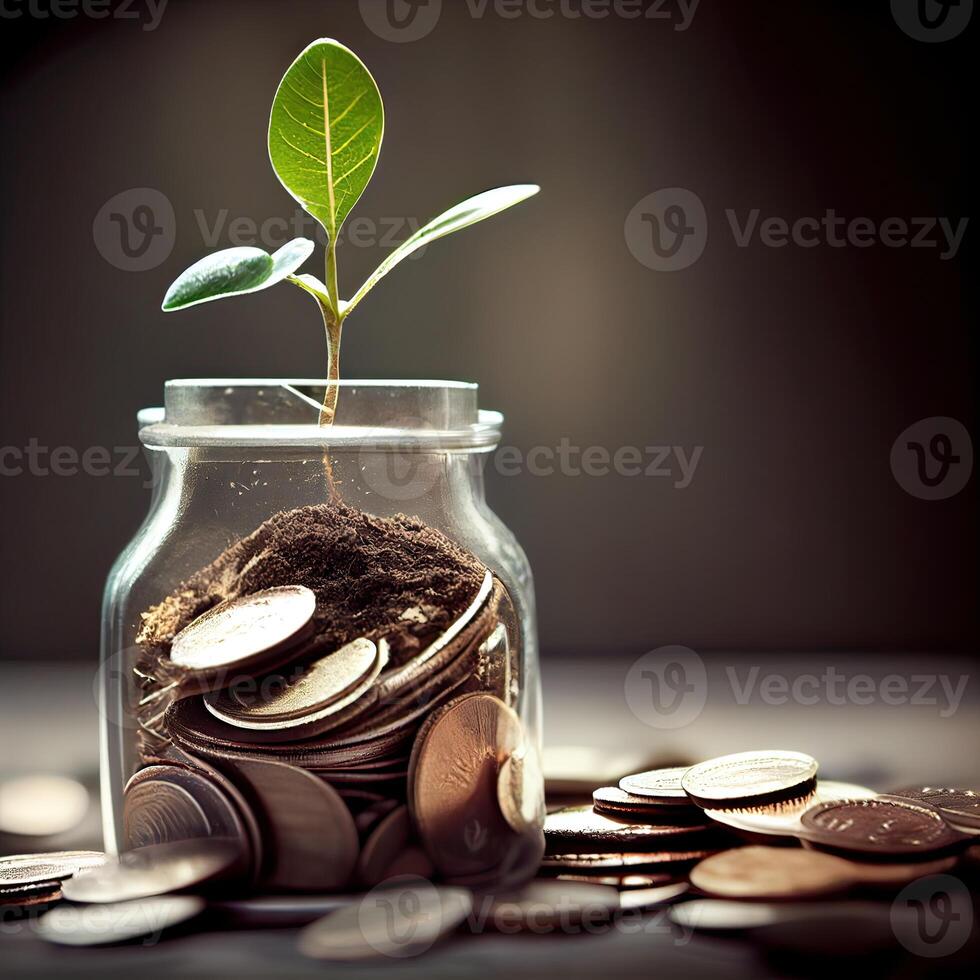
[345,184,540,315]
[162,239,314,311]
[268,39,384,242]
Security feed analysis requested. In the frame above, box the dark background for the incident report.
[0,0,975,661]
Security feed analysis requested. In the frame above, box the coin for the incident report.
[498,744,546,835]
[356,804,413,888]
[123,766,252,881]
[487,880,619,930]
[38,895,205,946]
[884,786,980,832]
[701,780,877,841]
[61,838,241,903]
[0,850,106,888]
[409,692,523,878]
[669,899,821,932]
[555,873,682,888]
[617,881,690,910]
[690,846,855,900]
[222,757,358,891]
[799,798,970,859]
[204,637,378,725]
[544,805,712,854]
[618,767,691,804]
[170,585,316,675]
[298,880,473,961]
[681,750,819,808]
[838,854,957,887]
[540,849,718,872]
[593,785,702,822]
[0,775,90,837]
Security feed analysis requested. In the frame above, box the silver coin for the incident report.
[0,850,106,889]
[618,767,691,803]
[38,895,205,946]
[681,750,818,808]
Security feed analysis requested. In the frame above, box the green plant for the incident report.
[162,39,538,424]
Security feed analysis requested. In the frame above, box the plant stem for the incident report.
[319,306,343,426]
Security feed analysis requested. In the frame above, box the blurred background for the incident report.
[0,0,975,667]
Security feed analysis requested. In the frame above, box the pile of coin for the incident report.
[122,572,543,894]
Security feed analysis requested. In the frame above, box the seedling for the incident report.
[162,39,538,424]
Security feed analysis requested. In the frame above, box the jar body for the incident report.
[100,381,542,891]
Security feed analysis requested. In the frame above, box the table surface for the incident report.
[2,653,978,978]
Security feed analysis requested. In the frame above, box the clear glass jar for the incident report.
[100,380,542,891]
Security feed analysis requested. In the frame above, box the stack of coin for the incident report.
[120,569,543,893]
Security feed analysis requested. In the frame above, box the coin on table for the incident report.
[409,692,523,878]
[594,785,703,823]
[487,880,620,930]
[0,775,90,838]
[702,780,877,841]
[169,585,316,676]
[38,895,205,946]
[839,854,958,888]
[541,849,718,873]
[617,767,692,806]
[544,805,711,854]
[884,787,980,832]
[618,881,690,911]
[204,637,378,725]
[690,846,856,900]
[0,850,106,889]
[61,838,242,903]
[498,743,545,836]
[298,879,473,961]
[224,757,359,891]
[799,798,970,859]
[681,750,819,809]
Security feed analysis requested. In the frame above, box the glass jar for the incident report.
[100,380,543,891]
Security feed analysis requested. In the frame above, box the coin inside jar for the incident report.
[681,750,819,809]
[408,692,524,878]
[544,805,712,854]
[497,744,546,836]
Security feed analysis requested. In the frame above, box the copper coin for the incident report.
[837,854,958,888]
[544,805,711,854]
[690,846,856,900]
[61,838,242,903]
[0,850,106,888]
[408,692,523,878]
[681,750,818,809]
[355,804,414,888]
[498,744,546,835]
[487,880,619,930]
[618,767,691,804]
[170,585,316,675]
[298,879,473,961]
[223,757,359,891]
[702,780,877,841]
[594,785,702,822]
[885,786,980,831]
[800,797,970,858]
[204,637,378,725]
[38,895,205,946]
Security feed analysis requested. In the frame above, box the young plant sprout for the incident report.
[162,39,539,425]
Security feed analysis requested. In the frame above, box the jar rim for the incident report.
[138,379,502,451]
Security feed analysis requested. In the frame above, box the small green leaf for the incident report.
[345,184,540,315]
[269,39,384,242]
[162,239,314,311]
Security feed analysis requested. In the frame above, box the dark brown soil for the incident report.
[137,503,485,664]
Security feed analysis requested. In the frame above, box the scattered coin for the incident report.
[0,775,90,838]
[837,854,957,888]
[681,750,819,809]
[690,846,855,900]
[298,879,472,961]
[38,895,205,946]
[498,744,546,835]
[0,850,106,889]
[170,585,317,677]
[884,786,980,832]
[409,692,524,878]
[224,757,359,891]
[594,785,702,822]
[617,767,692,805]
[541,849,717,873]
[544,805,712,854]
[701,780,877,841]
[487,880,619,930]
[800,798,970,859]
[618,881,690,911]
[62,838,241,903]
